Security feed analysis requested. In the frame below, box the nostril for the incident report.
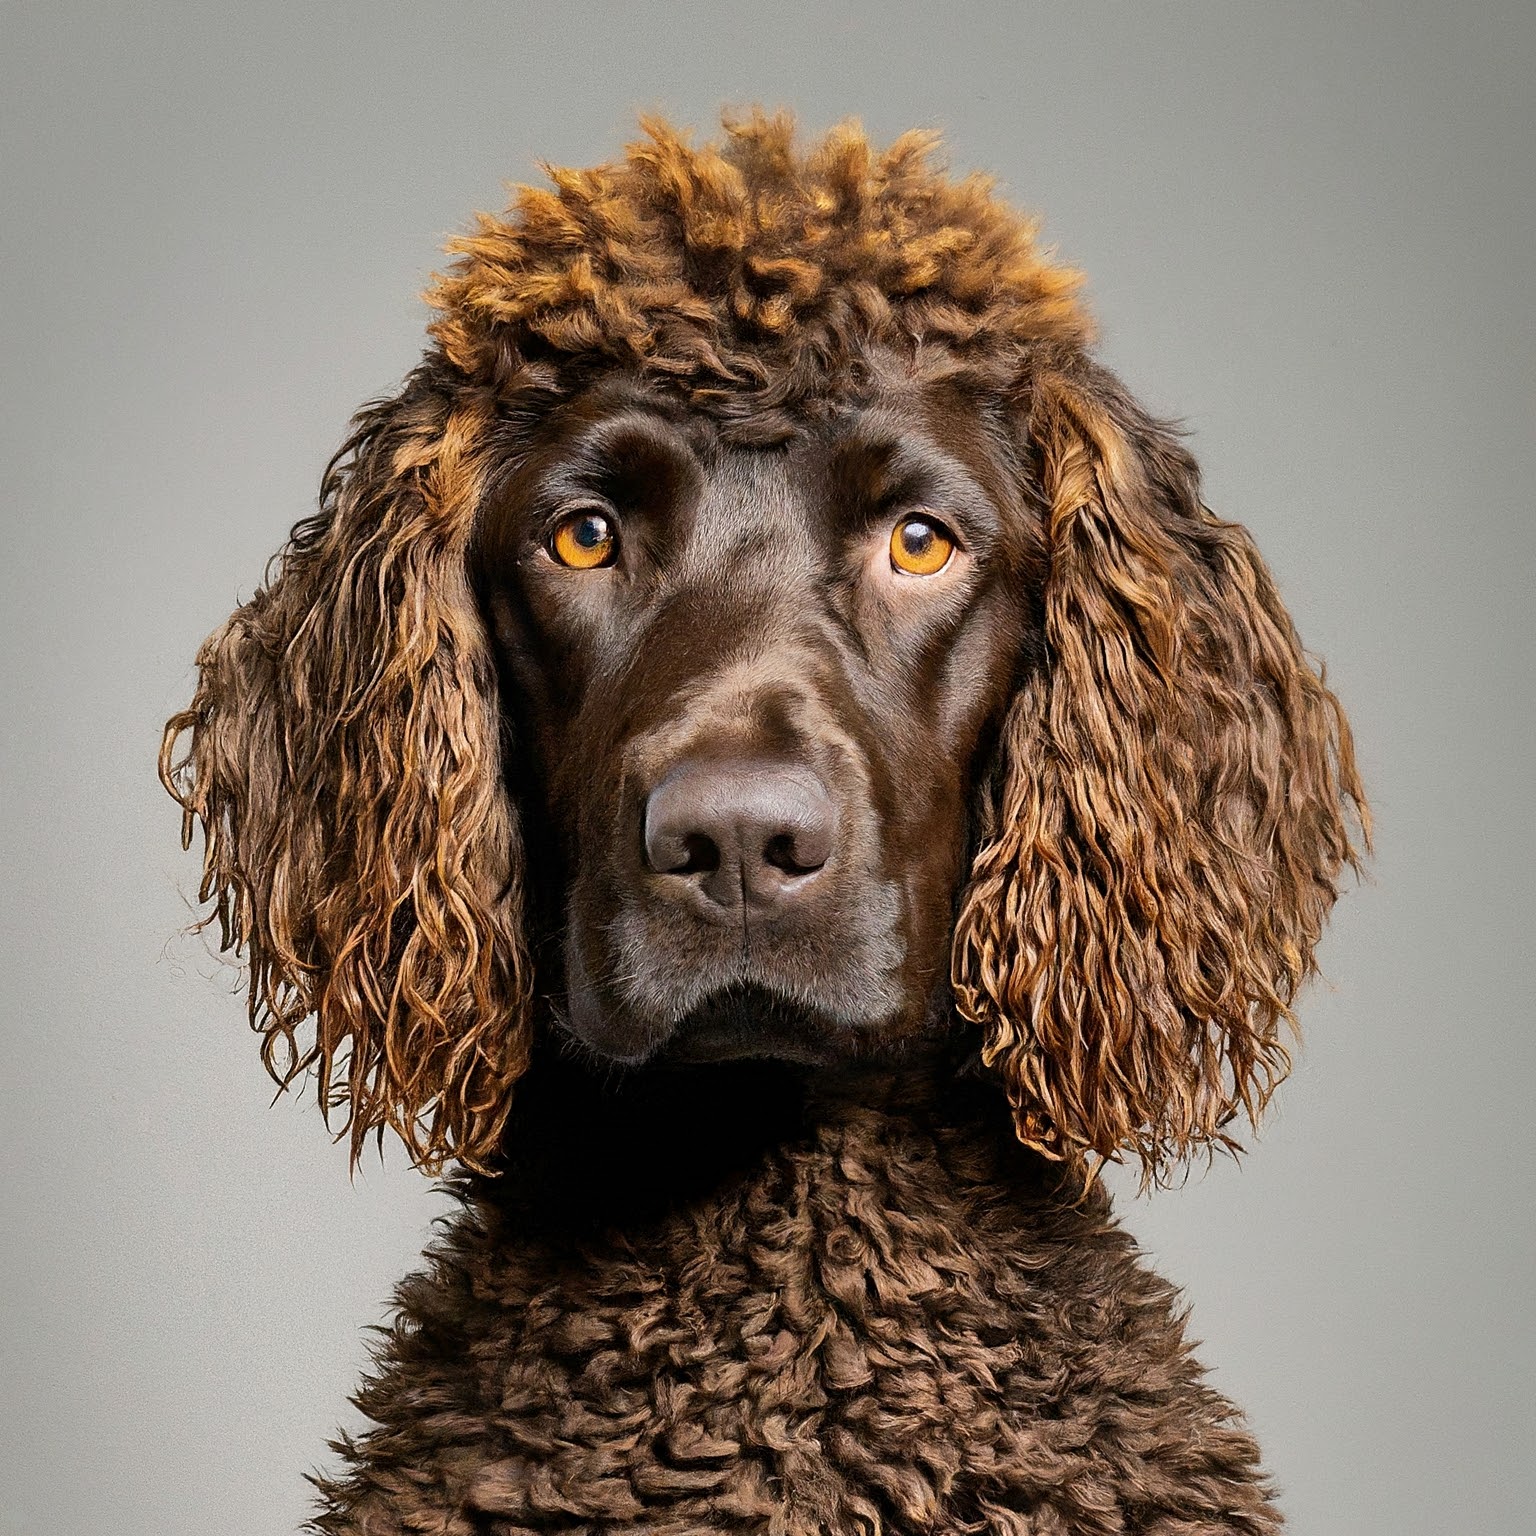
[645,812,722,877]
[676,832,721,877]
[763,831,826,878]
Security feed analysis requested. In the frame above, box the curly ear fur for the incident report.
[159,369,531,1172]
[953,365,1367,1184]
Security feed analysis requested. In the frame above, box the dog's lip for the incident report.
[654,1011,828,1066]
[655,982,895,1068]
[559,969,673,1066]
[560,980,869,1070]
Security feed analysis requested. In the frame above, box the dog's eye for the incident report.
[889,516,955,576]
[550,509,618,570]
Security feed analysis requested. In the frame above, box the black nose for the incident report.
[643,759,836,914]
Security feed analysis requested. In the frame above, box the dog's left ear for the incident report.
[953,362,1367,1183]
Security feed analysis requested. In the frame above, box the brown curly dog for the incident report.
[161,112,1366,1534]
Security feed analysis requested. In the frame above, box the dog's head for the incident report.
[162,114,1365,1183]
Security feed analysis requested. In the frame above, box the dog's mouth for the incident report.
[650,983,853,1066]
[557,978,863,1069]
[559,871,919,1066]
[558,964,951,1073]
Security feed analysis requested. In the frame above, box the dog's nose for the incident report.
[643,760,836,914]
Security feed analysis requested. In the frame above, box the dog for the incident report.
[162,112,1365,1534]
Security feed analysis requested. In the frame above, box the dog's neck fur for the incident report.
[314,1039,1280,1533]
[484,1034,1036,1235]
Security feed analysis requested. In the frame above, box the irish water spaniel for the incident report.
[161,112,1366,1534]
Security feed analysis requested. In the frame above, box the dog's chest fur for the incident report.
[314,1067,1279,1535]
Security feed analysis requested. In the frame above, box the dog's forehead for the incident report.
[516,363,1014,513]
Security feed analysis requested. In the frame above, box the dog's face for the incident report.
[475,367,1040,1067]
[161,114,1364,1182]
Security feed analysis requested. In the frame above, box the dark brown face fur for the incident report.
[475,366,1043,1069]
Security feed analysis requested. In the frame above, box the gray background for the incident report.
[3,2,1532,1532]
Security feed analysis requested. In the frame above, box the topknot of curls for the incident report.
[426,109,1093,417]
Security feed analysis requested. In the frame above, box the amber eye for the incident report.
[889,515,955,576]
[550,509,617,569]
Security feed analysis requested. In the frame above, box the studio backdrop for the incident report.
[2,4,1531,1535]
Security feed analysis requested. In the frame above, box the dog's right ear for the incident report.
[160,368,531,1172]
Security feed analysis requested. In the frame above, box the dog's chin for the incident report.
[562,980,885,1070]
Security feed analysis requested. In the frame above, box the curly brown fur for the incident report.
[160,110,1367,1533]
[311,1063,1280,1535]
[953,366,1364,1182]
[162,378,531,1169]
